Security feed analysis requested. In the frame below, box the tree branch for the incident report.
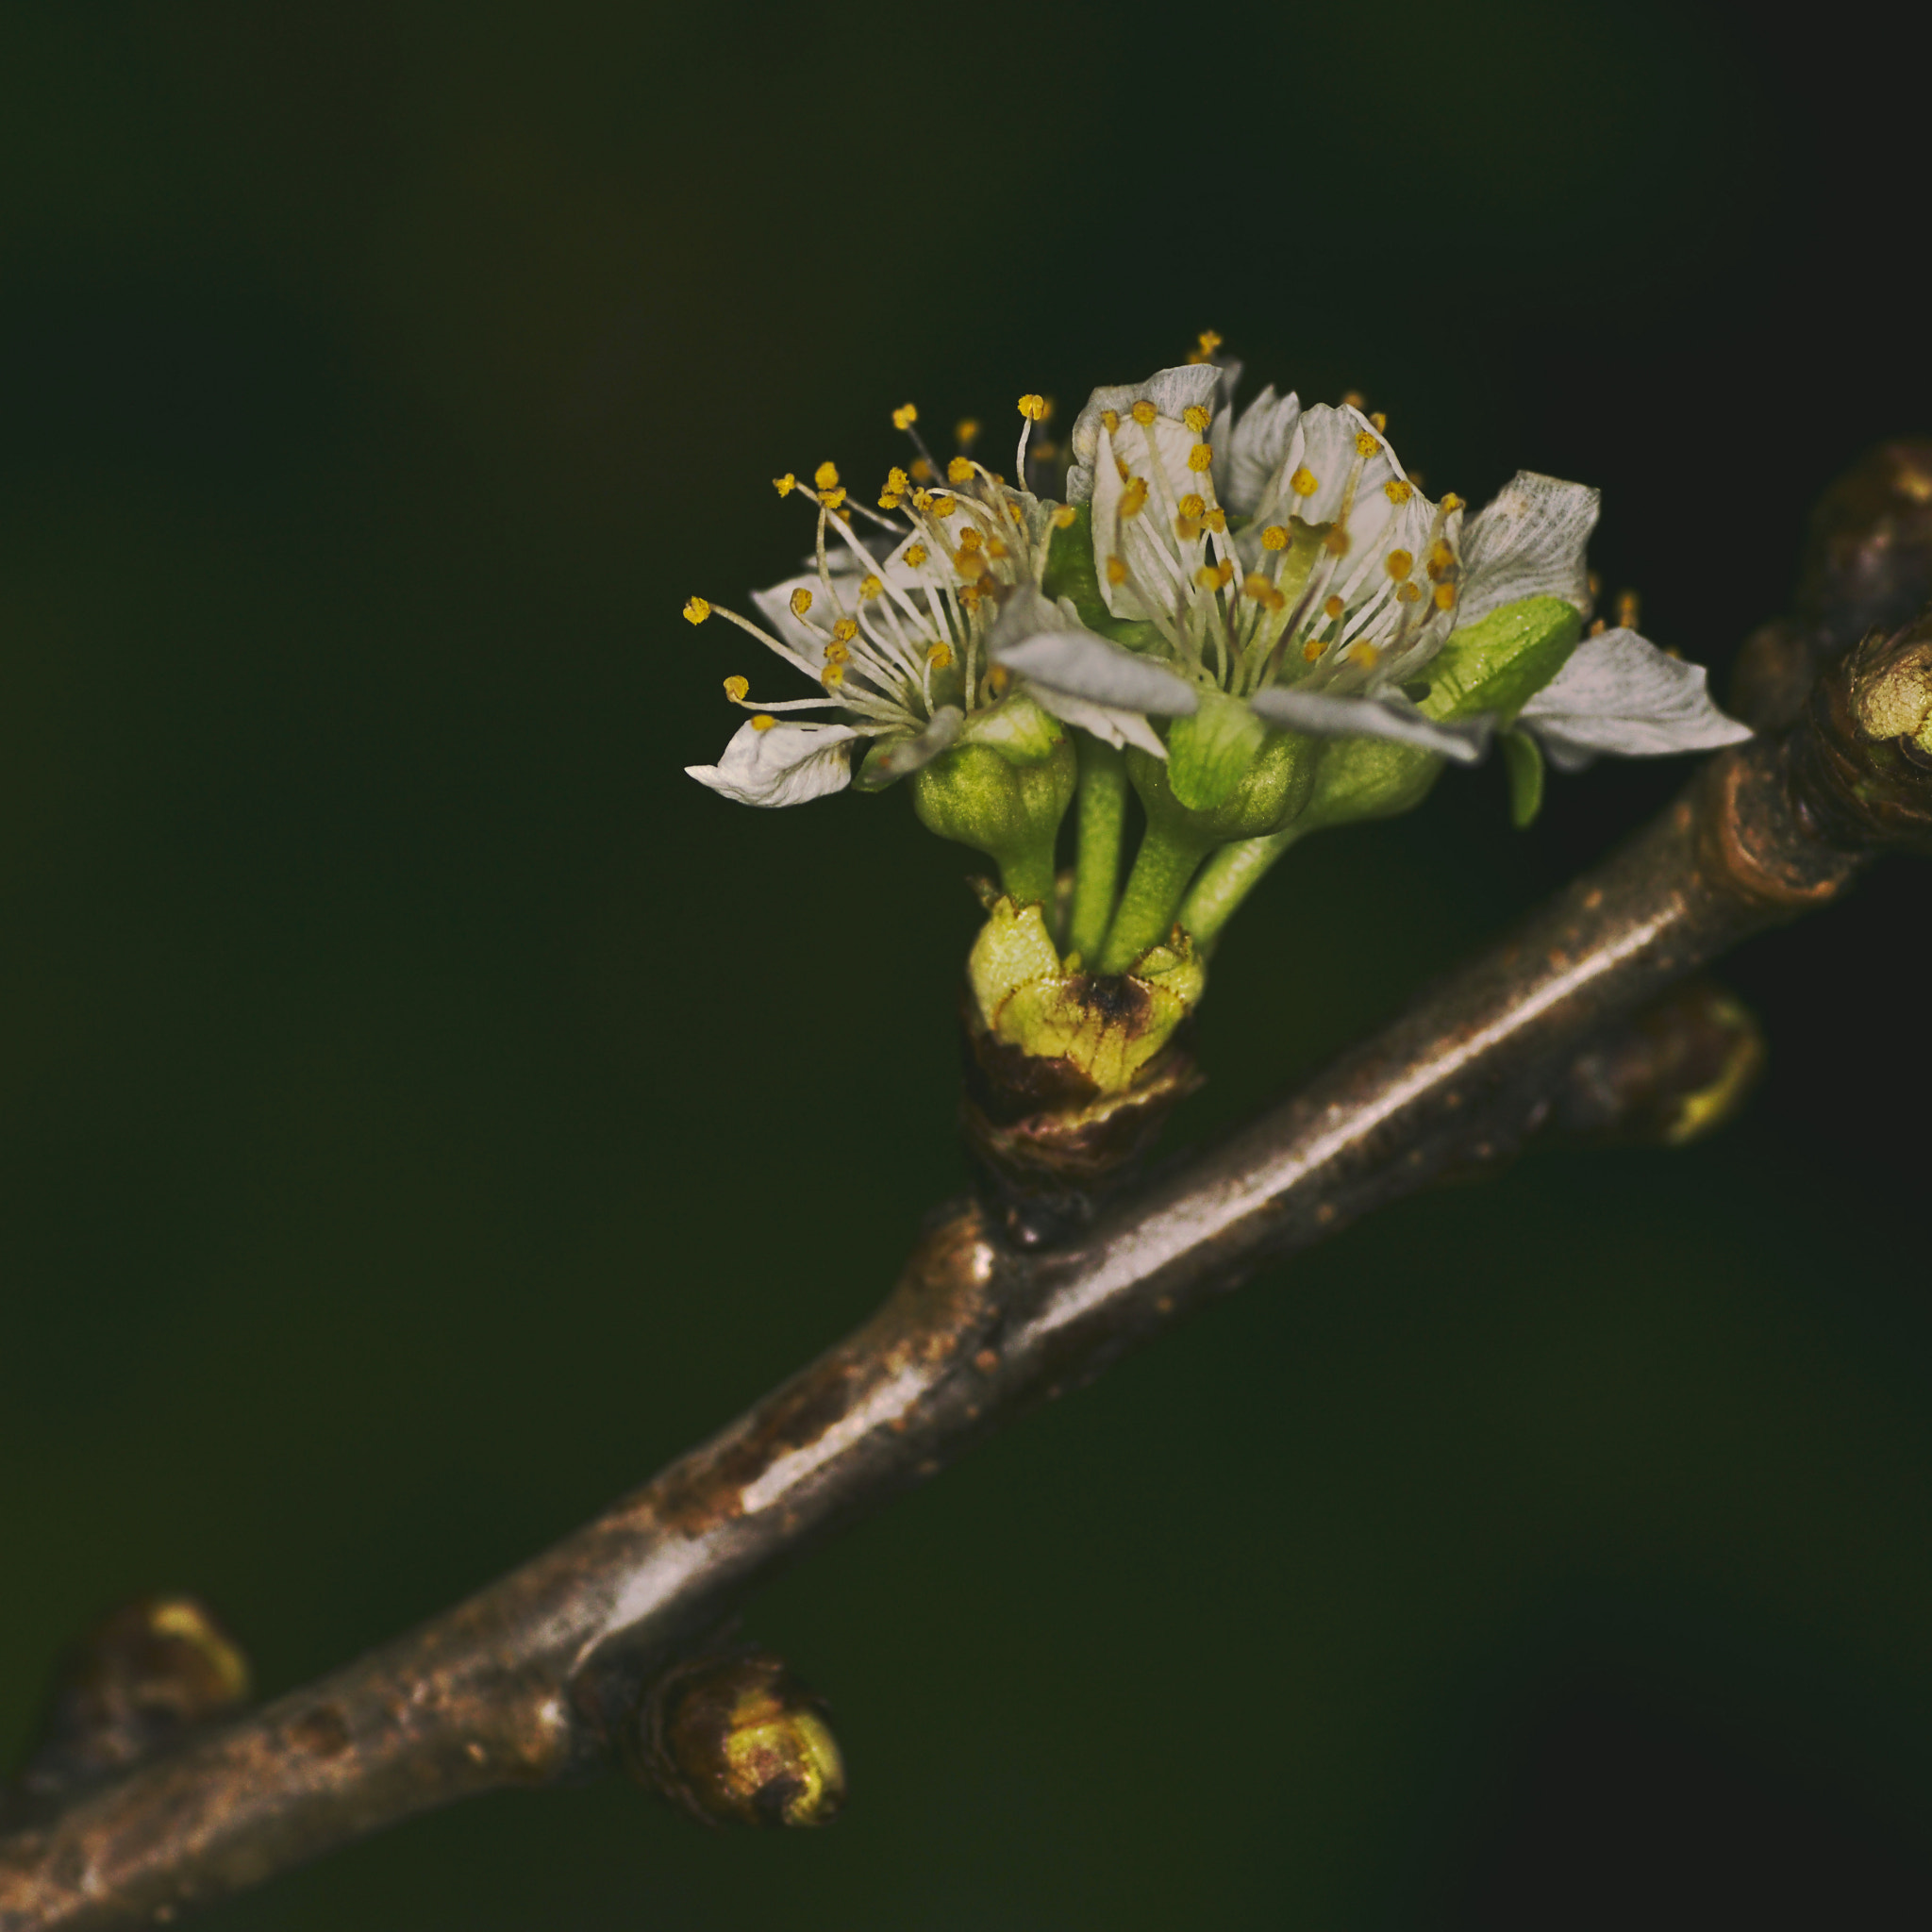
[3,607,1926,1930]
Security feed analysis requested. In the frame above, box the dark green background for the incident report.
[4,3,1928,1924]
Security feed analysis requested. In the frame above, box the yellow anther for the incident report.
[1130,400,1158,425]
[886,465,909,491]
[1120,477,1149,519]
[947,456,975,484]
[1397,581,1424,604]
[892,403,919,431]
[987,664,1010,695]
[986,537,1008,558]
[1324,526,1351,556]
[911,488,935,512]
[823,641,850,665]
[1101,408,1121,435]
[956,418,980,447]
[1191,329,1224,363]
[1324,594,1346,620]
[1441,491,1465,512]
[1370,412,1388,431]
[832,617,858,642]
[1017,393,1049,421]
[1242,573,1273,600]
[1205,506,1227,533]
[1178,492,1206,520]
[1385,549,1414,581]
[683,596,712,625]
[1341,391,1367,410]
[1355,430,1380,458]
[1349,641,1381,670]
[1174,514,1200,541]
[909,457,934,481]
[1114,454,1130,481]
[1186,442,1213,473]
[1290,466,1319,496]
[1433,582,1457,610]
[926,641,954,669]
[1194,563,1222,589]
[818,487,847,508]
[723,675,749,701]
[790,588,813,617]
[1615,589,1641,630]
[822,663,845,688]
[1260,525,1290,552]
[958,584,983,610]
[1265,587,1287,612]
[1384,478,1413,505]
[813,461,840,491]
[1426,540,1455,577]
[751,713,777,731]
[774,474,797,496]
[1106,556,1128,585]
[957,552,988,581]
[1053,505,1078,528]
[1032,440,1058,460]
[1216,558,1235,587]
[931,496,957,518]
[957,525,983,552]
[1303,635,1325,661]
[905,542,929,567]
[878,492,904,510]
[1182,405,1211,433]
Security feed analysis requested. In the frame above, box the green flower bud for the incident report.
[631,1650,845,1830]
[1127,726,1317,847]
[968,895,1204,1095]
[909,695,1076,907]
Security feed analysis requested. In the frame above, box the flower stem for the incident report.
[1068,738,1128,961]
[997,845,1059,911]
[1175,828,1302,954]
[1097,821,1212,973]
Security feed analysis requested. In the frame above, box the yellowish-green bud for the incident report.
[1847,631,1932,752]
[968,896,1204,1096]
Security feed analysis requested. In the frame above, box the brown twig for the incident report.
[4,533,1929,1929]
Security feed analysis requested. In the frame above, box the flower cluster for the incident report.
[681,346,1751,1096]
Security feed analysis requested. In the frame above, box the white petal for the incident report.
[858,706,963,784]
[1030,684,1170,758]
[988,589,1199,715]
[686,718,860,807]
[1457,473,1599,625]
[1068,364,1223,503]
[750,573,835,674]
[1249,687,1491,763]
[1515,627,1754,767]
[1215,385,1302,515]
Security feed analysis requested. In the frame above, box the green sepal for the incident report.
[909,735,1075,907]
[1041,505,1173,654]
[1421,596,1583,723]
[1502,728,1545,828]
[958,690,1066,767]
[1300,737,1443,831]
[1165,689,1269,811]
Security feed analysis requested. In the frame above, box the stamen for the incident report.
[927,642,953,669]
[1101,408,1120,434]
[683,596,711,625]
[723,675,749,701]
[1053,505,1078,529]
[1106,557,1128,584]
[1261,525,1290,552]
[1017,393,1048,421]
[1425,541,1455,580]
[1397,582,1424,604]
[947,456,975,484]
[1384,479,1412,504]
[1385,550,1414,580]
[1120,477,1149,520]
[1130,400,1158,426]
[791,588,814,617]
[1355,431,1380,458]
[814,461,840,491]
[891,404,919,430]
[773,474,796,497]
[1242,573,1273,600]
[1324,527,1351,556]
[955,418,980,449]
[1186,443,1214,473]
[905,543,929,567]
[832,617,858,643]
[1433,583,1457,610]
[1188,329,1224,364]
[1324,595,1346,619]
[1370,412,1388,431]
[859,575,883,600]
[752,714,777,731]
[1182,405,1211,433]
[1291,466,1319,498]
[1349,641,1380,669]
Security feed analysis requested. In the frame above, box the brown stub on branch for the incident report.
[958,1000,1203,1247]
[1547,978,1766,1147]
[7,1600,251,1818]
[624,1647,845,1829]
[1795,439,1932,652]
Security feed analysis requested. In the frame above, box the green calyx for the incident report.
[909,693,1075,907]
[1421,595,1583,724]
[968,895,1205,1096]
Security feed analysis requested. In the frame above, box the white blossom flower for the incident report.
[1041,366,1749,774]
[683,401,1194,808]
